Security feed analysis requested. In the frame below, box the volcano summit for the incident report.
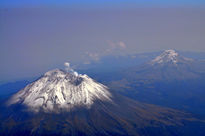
[7,69,112,112]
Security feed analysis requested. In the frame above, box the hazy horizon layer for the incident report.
[1,0,205,81]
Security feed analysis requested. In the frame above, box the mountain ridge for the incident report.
[106,50,205,115]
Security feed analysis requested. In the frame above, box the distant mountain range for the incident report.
[1,68,205,136]
[77,50,205,77]
[104,50,205,115]
[120,49,205,81]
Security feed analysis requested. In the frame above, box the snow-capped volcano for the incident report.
[151,49,193,65]
[1,62,205,136]
[7,69,112,112]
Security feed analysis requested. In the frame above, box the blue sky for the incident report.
[1,0,205,8]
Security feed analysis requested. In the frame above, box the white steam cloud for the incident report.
[64,62,78,76]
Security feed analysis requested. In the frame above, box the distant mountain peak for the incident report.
[151,49,179,64]
[7,68,112,112]
[150,49,192,65]
[163,49,179,57]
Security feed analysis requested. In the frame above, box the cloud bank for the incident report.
[84,41,127,64]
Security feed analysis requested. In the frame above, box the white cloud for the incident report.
[85,52,99,61]
[84,40,127,64]
[118,41,126,48]
[107,40,126,50]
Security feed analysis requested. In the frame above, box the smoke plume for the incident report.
[64,62,78,76]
